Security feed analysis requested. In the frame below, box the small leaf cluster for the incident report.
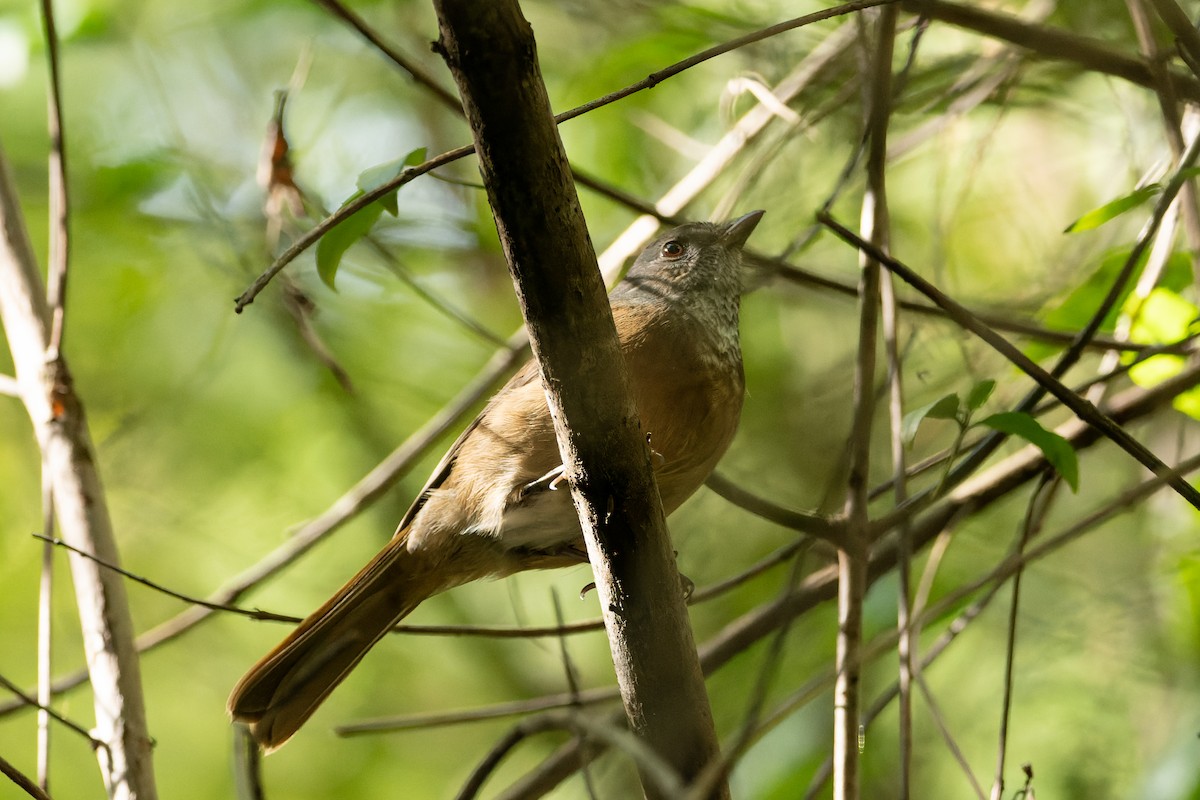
[903,379,1079,491]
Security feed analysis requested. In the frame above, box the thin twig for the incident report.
[0,671,102,750]
[903,0,1200,101]
[33,535,299,621]
[0,753,53,800]
[769,258,1166,353]
[704,472,841,542]
[1146,0,1200,75]
[916,673,988,799]
[991,476,1058,799]
[508,443,1200,800]
[36,469,54,791]
[819,212,1200,509]
[236,1,890,310]
[453,710,684,800]
[309,0,461,112]
[39,0,69,359]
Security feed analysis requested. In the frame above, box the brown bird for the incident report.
[228,210,764,750]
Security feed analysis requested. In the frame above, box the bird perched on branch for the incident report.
[228,210,765,750]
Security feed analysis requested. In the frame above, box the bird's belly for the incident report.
[495,488,579,548]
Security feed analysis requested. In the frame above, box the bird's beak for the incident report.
[720,210,766,248]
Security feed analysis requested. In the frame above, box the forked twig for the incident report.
[819,213,1200,509]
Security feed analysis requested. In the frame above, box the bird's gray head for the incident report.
[615,211,765,308]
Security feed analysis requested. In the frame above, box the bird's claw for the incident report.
[522,465,567,498]
[646,433,666,469]
[578,575,692,601]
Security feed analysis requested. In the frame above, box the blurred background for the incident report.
[1,0,1198,797]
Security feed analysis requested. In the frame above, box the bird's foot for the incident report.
[578,572,694,601]
[521,465,567,499]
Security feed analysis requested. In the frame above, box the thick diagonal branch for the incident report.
[431,2,725,798]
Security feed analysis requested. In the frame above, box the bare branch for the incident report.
[0,142,158,796]
[0,670,103,748]
[0,753,53,800]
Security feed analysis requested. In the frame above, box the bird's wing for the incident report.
[393,358,541,535]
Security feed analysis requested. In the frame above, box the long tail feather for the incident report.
[227,539,443,751]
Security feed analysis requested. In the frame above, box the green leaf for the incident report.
[315,198,385,290]
[979,411,1079,491]
[1026,248,1192,363]
[356,147,427,194]
[902,393,960,445]
[1064,184,1160,233]
[315,147,427,288]
[1126,287,1199,345]
[1122,288,1200,421]
[966,379,996,411]
[355,147,426,216]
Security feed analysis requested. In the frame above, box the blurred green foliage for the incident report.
[1,0,1199,799]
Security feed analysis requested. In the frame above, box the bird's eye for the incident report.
[661,240,685,259]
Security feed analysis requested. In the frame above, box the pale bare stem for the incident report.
[804,587,999,800]
[991,477,1059,800]
[831,10,896,799]
[0,753,53,800]
[858,5,913,796]
[37,1,67,782]
[911,527,956,619]
[0,141,157,798]
[36,469,53,791]
[818,215,1200,509]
